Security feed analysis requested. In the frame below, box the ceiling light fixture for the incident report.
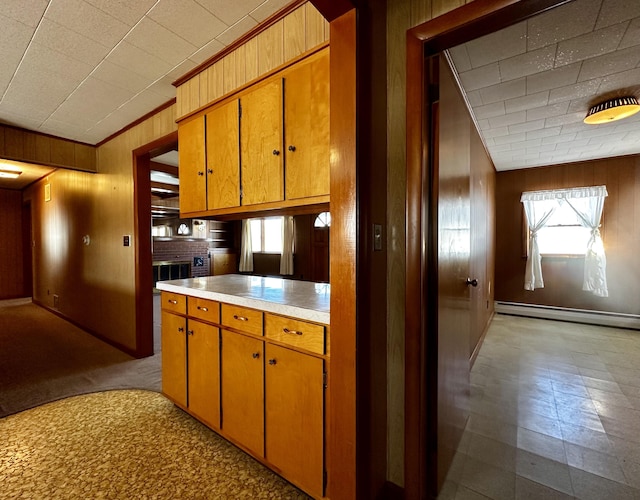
[584,96,640,125]
[0,168,22,179]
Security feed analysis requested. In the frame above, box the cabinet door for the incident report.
[188,320,221,429]
[179,116,207,213]
[161,311,187,407]
[265,344,324,498]
[206,100,241,210]
[284,50,330,200]
[221,330,264,457]
[240,80,283,206]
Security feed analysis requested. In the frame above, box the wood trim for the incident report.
[180,196,329,220]
[172,0,307,87]
[328,9,357,500]
[470,310,494,368]
[96,98,176,147]
[405,0,568,498]
[133,131,178,358]
[308,0,356,22]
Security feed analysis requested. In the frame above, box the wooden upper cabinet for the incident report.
[240,79,284,206]
[283,49,330,200]
[206,100,241,210]
[178,116,206,214]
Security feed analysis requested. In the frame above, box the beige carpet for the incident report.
[0,298,161,417]
[0,390,308,499]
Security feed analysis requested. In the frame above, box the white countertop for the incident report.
[156,274,330,324]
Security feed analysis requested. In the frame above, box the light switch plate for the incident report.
[123,235,130,246]
[373,224,383,251]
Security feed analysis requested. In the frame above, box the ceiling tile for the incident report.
[542,133,577,145]
[595,0,640,29]
[525,63,581,94]
[577,45,640,82]
[576,123,620,140]
[0,15,35,93]
[493,132,526,145]
[554,23,628,67]
[473,101,505,120]
[504,91,549,114]
[459,63,501,91]
[189,38,225,65]
[545,112,586,127]
[596,66,640,94]
[499,45,556,82]
[55,77,136,122]
[464,22,527,68]
[548,79,602,105]
[478,78,526,104]
[448,45,472,73]
[466,90,483,107]
[91,60,151,94]
[18,41,93,84]
[526,101,570,121]
[106,41,173,81]
[0,0,48,28]
[483,127,510,139]
[148,0,228,47]
[216,15,258,46]
[508,119,545,134]
[125,17,198,67]
[618,17,640,49]
[33,18,111,67]
[249,0,292,22]
[0,107,45,131]
[488,111,526,128]
[527,0,600,50]
[526,126,562,140]
[83,0,156,26]
[45,0,131,47]
[196,0,264,26]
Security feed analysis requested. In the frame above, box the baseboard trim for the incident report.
[470,310,494,368]
[495,301,640,330]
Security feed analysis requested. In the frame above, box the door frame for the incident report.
[132,131,178,358]
[404,0,568,497]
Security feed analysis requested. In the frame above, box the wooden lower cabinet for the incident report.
[265,344,325,498]
[161,310,187,407]
[187,320,221,429]
[220,330,265,457]
[162,308,221,429]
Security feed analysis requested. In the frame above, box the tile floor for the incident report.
[439,313,640,499]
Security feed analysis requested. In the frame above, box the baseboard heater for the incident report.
[494,301,640,330]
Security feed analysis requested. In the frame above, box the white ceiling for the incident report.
[448,0,640,171]
[0,0,292,146]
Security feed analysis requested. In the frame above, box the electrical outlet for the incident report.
[123,235,130,246]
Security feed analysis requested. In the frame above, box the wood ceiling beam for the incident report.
[150,161,178,177]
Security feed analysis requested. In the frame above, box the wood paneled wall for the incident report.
[176,3,329,119]
[0,124,96,172]
[25,105,177,354]
[495,156,640,315]
[385,0,479,487]
[0,189,26,299]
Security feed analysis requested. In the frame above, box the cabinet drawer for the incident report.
[265,314,325,355]
[189,297,220,324]
[162,292,186,315]
[221,304,263,336]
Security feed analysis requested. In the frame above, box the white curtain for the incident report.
[521,196,558,290]
[280,216,294,275]
[239,219,253,272]
[563,186,608,297]
[520,186,608,296]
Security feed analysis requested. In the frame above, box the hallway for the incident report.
[441,314,640,499]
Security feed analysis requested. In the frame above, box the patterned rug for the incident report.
[0,390,308,499]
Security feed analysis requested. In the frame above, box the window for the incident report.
[314,212,331,228]
[250,217,283,253]
[536,202,592,256]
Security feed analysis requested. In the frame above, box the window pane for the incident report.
[250,219,262,252]
[314,212,331,227]
[263,217,283,253]
[537,226,590,255]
